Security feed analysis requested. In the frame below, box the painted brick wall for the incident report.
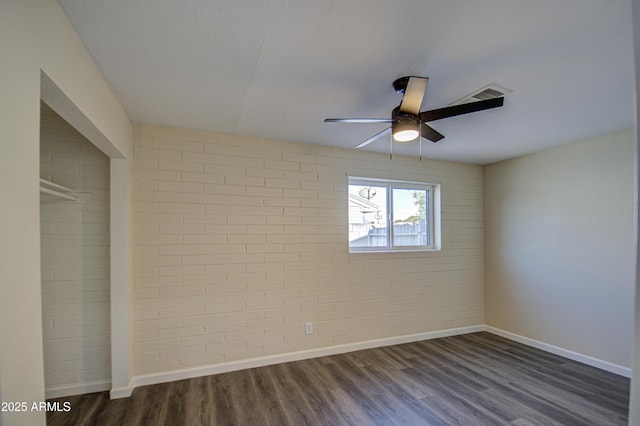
[132,124,484,375]
[40,104,111,396]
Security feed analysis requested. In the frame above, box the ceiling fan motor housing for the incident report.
[392,105,416,120]
[391,105,420,142]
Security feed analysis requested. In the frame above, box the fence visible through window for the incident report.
[348,177,437,252]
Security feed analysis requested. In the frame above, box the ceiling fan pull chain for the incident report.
[419,138,423,162]
[389,133,393,159]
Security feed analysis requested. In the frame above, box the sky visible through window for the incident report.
[349,184,387,226]
[349,177,436,251]
[393,189,423,223]
[348,185,422,221]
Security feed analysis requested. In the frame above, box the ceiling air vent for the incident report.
[449,83,512,106]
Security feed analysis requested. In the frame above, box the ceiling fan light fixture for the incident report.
[392,119,420,142]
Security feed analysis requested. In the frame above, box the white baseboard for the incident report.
[110,324,484,399]
[109,324,631,399]
[484,326,632,378]
[46,379,111,399]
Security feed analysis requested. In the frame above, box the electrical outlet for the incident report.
[305,322,313,335]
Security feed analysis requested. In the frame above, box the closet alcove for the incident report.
[40,101,111,398]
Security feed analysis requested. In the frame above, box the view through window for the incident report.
[348,177,438,252]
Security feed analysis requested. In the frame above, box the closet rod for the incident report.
[40,178,73,192]
[39,186,77,201]
[39,178,78,202]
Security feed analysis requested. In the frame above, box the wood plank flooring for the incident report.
[47,332,630,425]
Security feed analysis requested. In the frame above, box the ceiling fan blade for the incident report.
[399,76,428,115]
[325,118,392,124]
[420,97,504,123]
[421,123,444,142]
[355,127,391,148]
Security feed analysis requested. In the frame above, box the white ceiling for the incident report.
[57,0,634,164]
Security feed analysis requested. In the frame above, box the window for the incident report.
[348,177,440,252]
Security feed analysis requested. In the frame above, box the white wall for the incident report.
[485,129,635,369]
[0,1,131,424]
[40,105,111,398]
[629,0,640,423]
[1,1,637,422]
[130,124,485,379]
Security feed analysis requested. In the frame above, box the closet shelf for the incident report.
[40,178,78,202]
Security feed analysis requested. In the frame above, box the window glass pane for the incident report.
[392,188,429,247]
[348,184,388,248]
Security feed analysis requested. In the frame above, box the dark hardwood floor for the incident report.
[47,332,630,425]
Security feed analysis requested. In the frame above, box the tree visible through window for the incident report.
[393,188,429,247]
[348,177,439,252]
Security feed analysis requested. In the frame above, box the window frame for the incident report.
[348,176,441,253]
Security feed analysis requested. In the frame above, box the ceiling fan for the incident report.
[325,76,504,158]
